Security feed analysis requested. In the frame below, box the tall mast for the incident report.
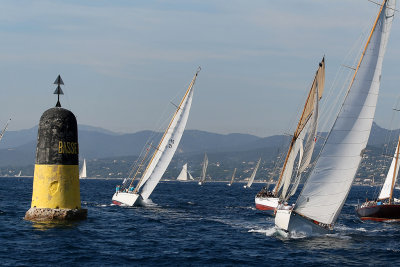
[389,136,400,203]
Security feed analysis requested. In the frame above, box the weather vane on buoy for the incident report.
[53,75,64,107]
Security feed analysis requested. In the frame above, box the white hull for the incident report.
[254,196,279,215]
[198,182,203,185]
[112,192,141,206]
[275,209,331,236]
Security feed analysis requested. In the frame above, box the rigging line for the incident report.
[367,0,399,12]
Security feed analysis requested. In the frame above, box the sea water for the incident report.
[1,178,400,266]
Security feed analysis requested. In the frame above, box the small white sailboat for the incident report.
[176,163,194,181]
[244,158,261,188]
[79,159,87,179]
[15,171,22,177]
[275,0,396,235]
[255,57,325,214]
[198,153,208,185]
[112,68,200,206]
[227,168,237,186]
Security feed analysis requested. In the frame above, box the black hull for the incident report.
[356,204,400,221]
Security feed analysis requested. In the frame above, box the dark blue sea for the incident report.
[1,178,400,266]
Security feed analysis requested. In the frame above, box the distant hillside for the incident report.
[0,122,397,168]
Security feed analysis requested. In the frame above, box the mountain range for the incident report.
[0,122,397,168]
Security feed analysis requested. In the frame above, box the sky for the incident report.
[1,0,400,137]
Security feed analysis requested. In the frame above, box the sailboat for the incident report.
[275,0,396,235]
[244,158,261,188]
[79,159,87,179]
[356,135,400,221]
[255,57,325,214]
[112,68,200,206]
[176,163,194,181]
[198,153,208,185]
[227,168,237,186]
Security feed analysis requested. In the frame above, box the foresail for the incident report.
[177,163,188,181]
[247,158,261,187]
[378,136,400,200]
[299,87,319,173]
[280,131,305,199]
[295,1,395,225]
[138,70,199,200]
[273,58,325,196]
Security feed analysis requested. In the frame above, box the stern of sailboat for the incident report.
[112,192,141,206]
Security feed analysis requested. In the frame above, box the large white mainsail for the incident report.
[378,136,400,200]
[112,68,200,206]
[245,158,261,188]
[137,68,200,200]
[293,0,395,227]
[273,58,325,200]
[177,163,189,181]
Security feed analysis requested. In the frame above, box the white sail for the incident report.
[299,87,319,174]
[272,58,325,197]
[246,158,261,188]
[79,159,87,179]
[188,172,194,180]
[280,132,305,199]
[295,1,395,225]
[378,136,400,200]
[199,153,208,184]
[138,69,199,200]
[229,168,237,186]
[177,163,188,181]
[286,87,320,199]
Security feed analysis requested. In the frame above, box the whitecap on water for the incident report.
[249,226,281,237]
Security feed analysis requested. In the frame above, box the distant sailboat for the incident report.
[198,153,208,185]
[255,57,325,214]
[275,0,396,234]
[79,159,87,179]
[112,68,200,206]
[227,168,237,186]
[244,158,261,188]
[356,135,400,221]
[15,171,22,177]
[176,163,194,181]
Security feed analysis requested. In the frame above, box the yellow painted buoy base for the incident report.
[31,164,81,209]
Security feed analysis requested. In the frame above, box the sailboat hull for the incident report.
[254,196,279,215]
[356,203,400,221]
[112,192,141,206]
[275,209,332,235]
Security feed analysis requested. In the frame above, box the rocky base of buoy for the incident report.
[24,207,87,221]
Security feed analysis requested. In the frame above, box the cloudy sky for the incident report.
[1,0,399,137]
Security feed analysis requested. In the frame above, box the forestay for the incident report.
[295,0,395,225]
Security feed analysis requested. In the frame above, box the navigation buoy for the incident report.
[25,75,87,221]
